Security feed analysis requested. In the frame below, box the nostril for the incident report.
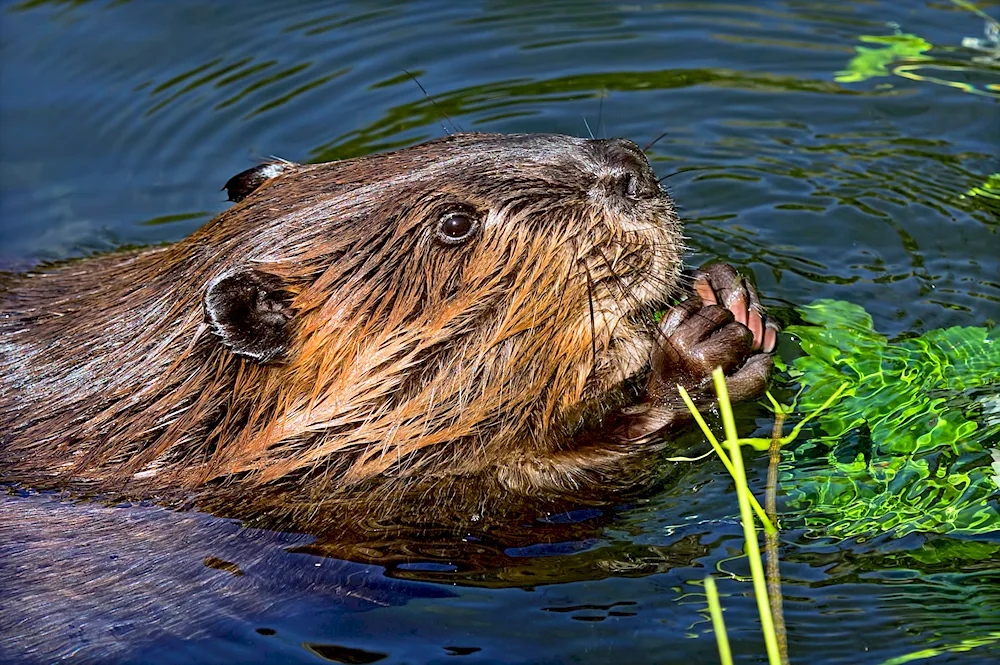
[627,172,639,198]
[608,168,658,201]
[590,138,661,201]
[621,172,640,199]
[609,164,659,201]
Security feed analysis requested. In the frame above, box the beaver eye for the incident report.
[435,211,479,245]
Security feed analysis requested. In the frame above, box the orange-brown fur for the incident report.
[1,133,685,525]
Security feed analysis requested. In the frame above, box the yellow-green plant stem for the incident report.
[737,383,850,452]
[714,367,782,665]
[673,382,848,527]
[678,371,846,665]
[675,385,775,533]
[704,576,733,665]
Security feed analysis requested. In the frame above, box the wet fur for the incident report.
[1,133,684,524]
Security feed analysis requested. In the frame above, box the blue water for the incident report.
[1,1,998,663]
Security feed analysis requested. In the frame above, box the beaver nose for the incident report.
[588,138,661,200]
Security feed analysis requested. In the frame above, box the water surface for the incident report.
[1,1,998,663]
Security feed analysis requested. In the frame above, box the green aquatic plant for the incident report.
[684,369,785,665]
[834,33,932,83]
[702,576,733,665]
[835,1,1000,98]
[686,301,999,664]
[960,173,1000,220]
[962,173,1000,201]
[782,299,1000,541]
[877,630,1000,665]
[680,302,1000,664]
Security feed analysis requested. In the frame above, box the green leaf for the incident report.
[781,300,1000,540]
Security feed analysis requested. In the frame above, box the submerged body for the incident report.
[0,133,775,529]
[0,491,442,665]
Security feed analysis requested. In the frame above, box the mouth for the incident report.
[587,231,684,383]
[580,286,670,399]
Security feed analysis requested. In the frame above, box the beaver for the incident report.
[0,132,776,530]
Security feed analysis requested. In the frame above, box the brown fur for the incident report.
[1,133,688,525]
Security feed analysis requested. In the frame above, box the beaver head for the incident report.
[1,133,771,524]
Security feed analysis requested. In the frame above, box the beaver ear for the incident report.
[204,270,293,364]
[223,161,293,203]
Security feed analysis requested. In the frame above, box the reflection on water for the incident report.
[1,0,998,663]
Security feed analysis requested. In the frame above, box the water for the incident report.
[1,0,998,663]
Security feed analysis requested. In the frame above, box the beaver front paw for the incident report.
[617,263,778,441]
[650,262,777,400]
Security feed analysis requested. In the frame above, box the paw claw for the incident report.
[763,321,779,354]
[693,275,718,306]
[726,286,749,326]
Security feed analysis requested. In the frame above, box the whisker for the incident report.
[593,245,650,320]
[403,70,462,134]
[611,245,696,293]
[657,170,686,183]
[597,90,605,139]
[592,240,692,290]
[643,130,669,153]
[567,234,599,372]
[591,245,695,362]
[583,262,598,368]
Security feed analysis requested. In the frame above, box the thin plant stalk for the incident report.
[704,576,733,665]
[713,367,782,665]
[766,410,789,665]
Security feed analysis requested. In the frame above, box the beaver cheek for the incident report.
[203,269,294,364]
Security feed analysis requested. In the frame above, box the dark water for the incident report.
[1,0,998,664]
